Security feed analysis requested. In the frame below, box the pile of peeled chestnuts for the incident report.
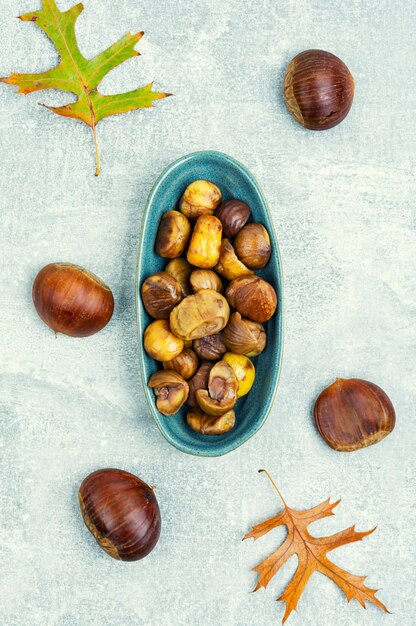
[141,179,277,436]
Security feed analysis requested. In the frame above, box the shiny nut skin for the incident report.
[170,289,230,341]
[193,333,227,361]
[180,180,222,220]
[141,272,182,319]
[226,276,277,323]
[215,199,251,238]
[148,370,189,416]
[196,360,238,416]
[223,352,255,397]
[155,210,191,258]
[223,312,266,357]
[187,408,235,436]
[187,215,222,269]
[162,349,198,380]
[190,269,223,293]
[234,224,271,269]
[284,49,354,130]
[188,361,213,407]
[144,319,184,362]
[165,258,193,297]
[314,378,396,452]
[215,239,253,281]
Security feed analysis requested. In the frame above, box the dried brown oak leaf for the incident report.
[1,0,170,175]
[243,470,389,623]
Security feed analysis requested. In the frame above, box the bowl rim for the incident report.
[135,150,284,456]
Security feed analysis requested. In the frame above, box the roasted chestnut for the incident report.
[188,361,213,407]
[170,289,230,341]
[215,239,253,281]
[155,210,191,258]
[78,468,161,561]
[144,319,184,362]
[222,312,266,357]
[226,276,277,323]
[163,349,199,380]
[284,49,354,131]
[165,258,193,297]
[187,408,235,435]
[187,215,222,268]
[190,269,223,293]
[32,263,114,337]
[314,378,396,451]
[215,199,251,238]
[234,224,271,269]
[193,333,227,361]
[148,370,189,415]
[223,352,255,397]
[141,272,182,319]
[180,180,222,220]
[196,360,238,416]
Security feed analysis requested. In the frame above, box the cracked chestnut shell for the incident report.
[187,408,235,435]
[234,224,271,269]
[215,239,253,281]
[165,258,193,297]
[188,361,213,407]
[215,199,251,238]
[190,269,223,293]
[180,180,222,220]
[141,272,182,319]
[284,49,354,131]
[170,289,230,341]
[162,349,198,380]
[314,378,396,451]
[222,312,266,357]
[196,360,238,416]
[155,210,191,258]
[148,370,189,416]
[193,332,227,361]
[226,276,277,323]
[79,468,161,561]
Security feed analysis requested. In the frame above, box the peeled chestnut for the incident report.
[78,468,161,561]
[141,272,182,319]
[32,263,114,337]
[163,349,199,380]
[223,352,255,397]
[187,215,222,269]
[193,333,227,361]
[234,224,271,269]
[165,258,193,297]
[314,378,396,451]
[284,49,354,131]
[190,269,223,293]
[148,370,189,415]
[170,289,230,341]
[196,360,238,416]
[155,210,191,258]
[215,199,251,238]
[144,319,184,362]
[188,361,213,407]
[180,180,222,220]
[226,276,277,323]
[215,239,253,281]
[187,408,235,436]
[223,312,266,357]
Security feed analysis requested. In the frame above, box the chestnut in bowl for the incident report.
[234,224,271,269]
[141,272,182,319]
[226,276,277,323]
[155,210,191,258]
[215,199,251,238]
[180,180,222,220]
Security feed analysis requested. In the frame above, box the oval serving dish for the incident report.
[136,151,283,456]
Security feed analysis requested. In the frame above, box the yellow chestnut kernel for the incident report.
[144,320,184,362]
[223,352,255,397]
[187,215,222,269]
[180,180,222,220]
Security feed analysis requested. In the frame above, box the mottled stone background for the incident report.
[0,1,415,625]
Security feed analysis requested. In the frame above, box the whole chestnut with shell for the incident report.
[226,276,277,323]
[141,272,182,319]
[234,224,271,269]
[215,199,251,238]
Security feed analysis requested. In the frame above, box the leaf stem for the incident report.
[258,469,288,509]
[92,125,101,176]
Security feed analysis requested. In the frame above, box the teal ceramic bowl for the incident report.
[136,151,283,456]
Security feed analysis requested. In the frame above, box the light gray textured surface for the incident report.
[0,1,415,625]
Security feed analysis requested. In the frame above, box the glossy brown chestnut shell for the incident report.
[284,49,354,131]
[222,312,266,357]
[32,263,114,337]
[141,272,182,319]
[186,408,235,435]
[193,332,227,361]
[234,224,271,269]
[155,210,191,258]
[188,361,213,407]
[78,468,161,561]
[226,276,277,323]
[215,199,251,238]
[314,378,396,451]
